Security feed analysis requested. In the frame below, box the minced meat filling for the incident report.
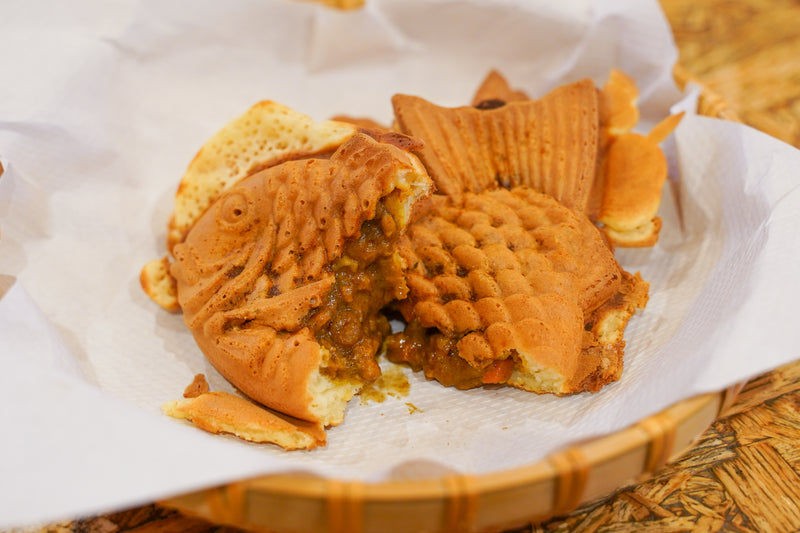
[306,210,407,383]
[384,322,481,389]
[385,321,507,389]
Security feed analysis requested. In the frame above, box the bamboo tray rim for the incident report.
[162,385,741,533]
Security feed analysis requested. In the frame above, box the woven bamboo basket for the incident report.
[157,59,745,533]
[158,1,743,527]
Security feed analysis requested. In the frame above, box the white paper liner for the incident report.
[1,0,799,528]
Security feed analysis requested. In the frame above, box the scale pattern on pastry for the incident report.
[386,186,648,394]
[462,69,683,247]
[169,132,433,426]
[392,78,599,212]
[167,100,359,252]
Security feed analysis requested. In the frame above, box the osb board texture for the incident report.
[22,0,800,532]
[662,0,800,150]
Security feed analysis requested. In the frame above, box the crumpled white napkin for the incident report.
[1,0,799,529]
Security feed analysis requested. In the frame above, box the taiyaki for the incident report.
[168,132,433,426]
[385,187,648,394]
[396,69,682,248]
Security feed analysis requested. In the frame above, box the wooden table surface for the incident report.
[29,1,800,532]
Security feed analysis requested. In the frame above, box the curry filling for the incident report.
[306,208,408,383]
[385,322,516,390]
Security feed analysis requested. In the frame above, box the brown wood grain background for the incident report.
[24,0,800,531]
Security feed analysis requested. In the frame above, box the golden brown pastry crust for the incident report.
[140,102,360,313]
[400,69,681,249]
[167,100,359,252]
[392,79,600,212]
[578,270,650,392]
[382,71,662,393]
[183,373,210,398]
[470,69,530,107]
[386,187,641,394]
[595,113,684,247]
[163,391,327,450]
[140,256,180,311]
[169,133,433,425]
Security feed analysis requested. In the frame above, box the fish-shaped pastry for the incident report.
[386,186,648,394]
[168,132,433,427]
[394,70,683,248]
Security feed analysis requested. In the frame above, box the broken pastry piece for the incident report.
[597,69,641,140]
[163,390,326,450]
[165,373,324,450]
[169,132,433,427]
[142,100,431,449]
[594,111,684,247]
[386,187,648,394]
[592,70,684,247]
[471,69,530,107]
[139,255,180,312]
[183,373,210,398]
